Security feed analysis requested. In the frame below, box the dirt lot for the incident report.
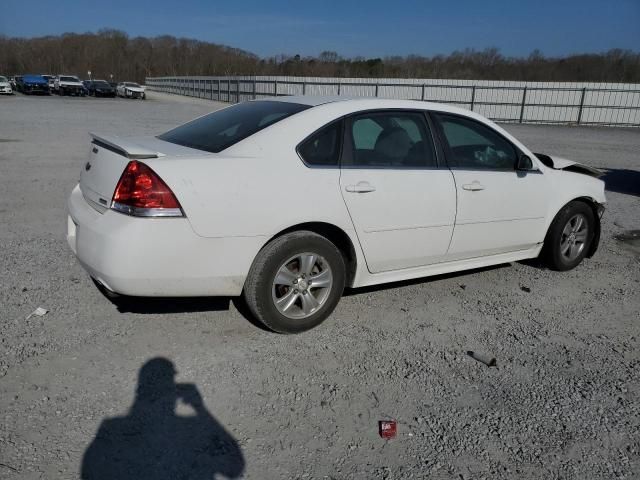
[1,92,639,479]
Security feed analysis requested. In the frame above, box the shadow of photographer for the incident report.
[81,358,244,479]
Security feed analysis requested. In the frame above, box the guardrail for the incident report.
[145,76,640,127]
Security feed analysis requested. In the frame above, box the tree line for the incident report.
[1,30,639,84]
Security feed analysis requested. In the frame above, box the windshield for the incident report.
[158,101,310,153]
[124,82,141,88]
[94,81,110,87]
[60,76,80,82]
[0,76,7,82]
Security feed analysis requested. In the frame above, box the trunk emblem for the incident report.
[85,162,92,171]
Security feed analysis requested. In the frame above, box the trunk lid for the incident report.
[80,133,212,213]
[80,133,167,212]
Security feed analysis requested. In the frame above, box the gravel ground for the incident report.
[0,92,639,479]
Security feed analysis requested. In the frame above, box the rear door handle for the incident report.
[345,182,376,193]
[462,181,485,191]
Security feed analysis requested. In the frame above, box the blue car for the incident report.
[20,74,50,95]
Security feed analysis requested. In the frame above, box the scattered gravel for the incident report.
[0,92,638,479]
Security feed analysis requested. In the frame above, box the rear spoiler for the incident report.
[90,132,165,160]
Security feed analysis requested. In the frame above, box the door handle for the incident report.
[345,182,376,193]
[462,181,485,191]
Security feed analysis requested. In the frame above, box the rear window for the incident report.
[158,101,311,153]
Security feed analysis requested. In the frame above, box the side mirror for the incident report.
[516,155,535,171]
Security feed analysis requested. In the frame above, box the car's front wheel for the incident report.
[243,231,346,334]
[542,200,595,271]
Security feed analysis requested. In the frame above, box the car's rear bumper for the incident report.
[67,184,265,297]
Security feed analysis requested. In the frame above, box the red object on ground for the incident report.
[379,420,397,439]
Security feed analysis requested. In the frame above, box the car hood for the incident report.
[0,81,10,87]
[123,86,145,92]
[534,153,603,178]
[60,80,84,86]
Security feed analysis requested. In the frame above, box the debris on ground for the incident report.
[379,420,397,439]
[25,307,48,320]
[466,351,497,367]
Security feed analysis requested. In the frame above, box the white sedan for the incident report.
[0,75,13,94]
[117,82,146,99]
[67,97,605,333]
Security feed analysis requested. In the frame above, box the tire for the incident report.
[243,231,346,334]
[542,200,595,271]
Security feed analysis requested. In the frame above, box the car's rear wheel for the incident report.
[542,201,595,271]
[243,231,346,334]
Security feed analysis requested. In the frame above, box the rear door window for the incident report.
[158,101,310,153]
[343,111,437,168]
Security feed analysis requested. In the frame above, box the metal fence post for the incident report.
[217,79,221,101]
[236,79,240,103]
[577,87,586,124]
[337,82,341,96]
[302,81,306,95]
[421,84,426,101]
[274,80,278,97]
[519,86,528,123]
[253,79,257,99]
[470,85,476,111]
[375,83,379,97]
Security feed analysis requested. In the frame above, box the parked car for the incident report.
[84,80,117,97]
[42,75,56,91]
[19,74,50,95]
[0,76,13,94]
[55,75,87,96]
[67,97,605,333]
[117,82,145,99]
[13,76,25,92]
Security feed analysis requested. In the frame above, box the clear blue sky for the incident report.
[1,0,638,58]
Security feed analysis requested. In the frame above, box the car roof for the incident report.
[264,95,476,117]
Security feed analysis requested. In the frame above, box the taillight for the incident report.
[111,161,183,217]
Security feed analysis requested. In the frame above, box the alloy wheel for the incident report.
[271,253,333,319]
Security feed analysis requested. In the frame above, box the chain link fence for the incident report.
[146,76,640,127]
